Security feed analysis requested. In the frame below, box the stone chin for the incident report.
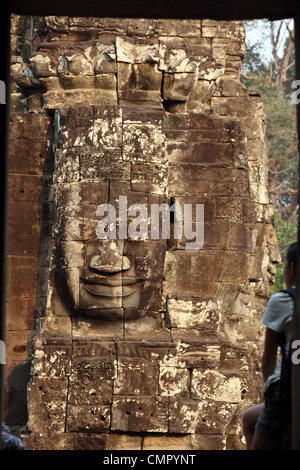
[78,307,124,320]
[78,306,146,321]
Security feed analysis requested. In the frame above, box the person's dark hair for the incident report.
[286,242,298,266]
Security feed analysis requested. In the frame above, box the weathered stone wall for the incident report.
[5,15,280,450]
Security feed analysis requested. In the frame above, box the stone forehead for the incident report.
[54,103,168,188]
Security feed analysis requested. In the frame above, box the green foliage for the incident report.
[242,22,298,293]
[242,23,298,222]
[242,41,270,77]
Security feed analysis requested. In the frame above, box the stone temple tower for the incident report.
[5,15,280,450]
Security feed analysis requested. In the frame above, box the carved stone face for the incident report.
[52,104,168,320]
[28,38,224,322]
[55,199,167,320]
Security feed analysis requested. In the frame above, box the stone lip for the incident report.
[80,279,143,297]
[80,271,144,286]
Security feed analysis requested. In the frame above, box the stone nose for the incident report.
[89,240,130,274]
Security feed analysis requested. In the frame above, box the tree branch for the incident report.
[241,72,275,86]
[280,35,295,86]
[270,188,298,196]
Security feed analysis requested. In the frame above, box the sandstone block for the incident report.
[8,202,40,237]
[115,36,162,64]
[27,377,68,434]
[30,41,70,77]
[68,358,116,405]
[194,400,238,436]
[163,279,218,298]
[66,403,111,432]
[168,165,249,197]
[115,340,176,366]
[8,233,42,261]
[161,334,221,369]
[6,265,37,299]
[58,104,122,148]
[164,250,250,290]
[122,106,165,124]
[124,312,171,341]
[211,96,265,118]
[191,369,242,402]
[32,334,72,377]
[54,206,84,241]
[54,149,80,183]
[123,239,166,279]
[159,366,190,397]
[6,297,36,331]
[58,42,106,76]
[118,92,163,108]
[55,241,84,268]
[131,162,168,194]
[160,44,219,75]
[114,357,159,395]
[187,79,216,112]
[56,180,109,207]
[203,221,257,252]
[97,17,129,34]
[111,396,169,432]
[122,122,165,163]
[109,183,148,209]
[95,42,117,73]
[220,343,250,373]
[104,434,143,450]
[239,116,266,140]
[91,105,123,147]
[9,138,48,176]
[202,20,245,40]
[30,52,57,78]
[167,296,220,330]
[44,89,118,108]
[57,75,94,89]
[143,433,225,450]
[165,140,246,167]
[127,18,157,37]
[215,77,248,97]
[118,62,162,91]
[142,434,194,450]
[163,72,198,102]
[8,174,52,203]
[72,316,124,340]
[225,57,242,78]
[168,397,200,433]
[226,38,246,56]
[79,149,128,181]
[157,19,201,37]
[4,331,30,366]
[22,431,108,450]
[165,112,244,143]
[10,111,51,140]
